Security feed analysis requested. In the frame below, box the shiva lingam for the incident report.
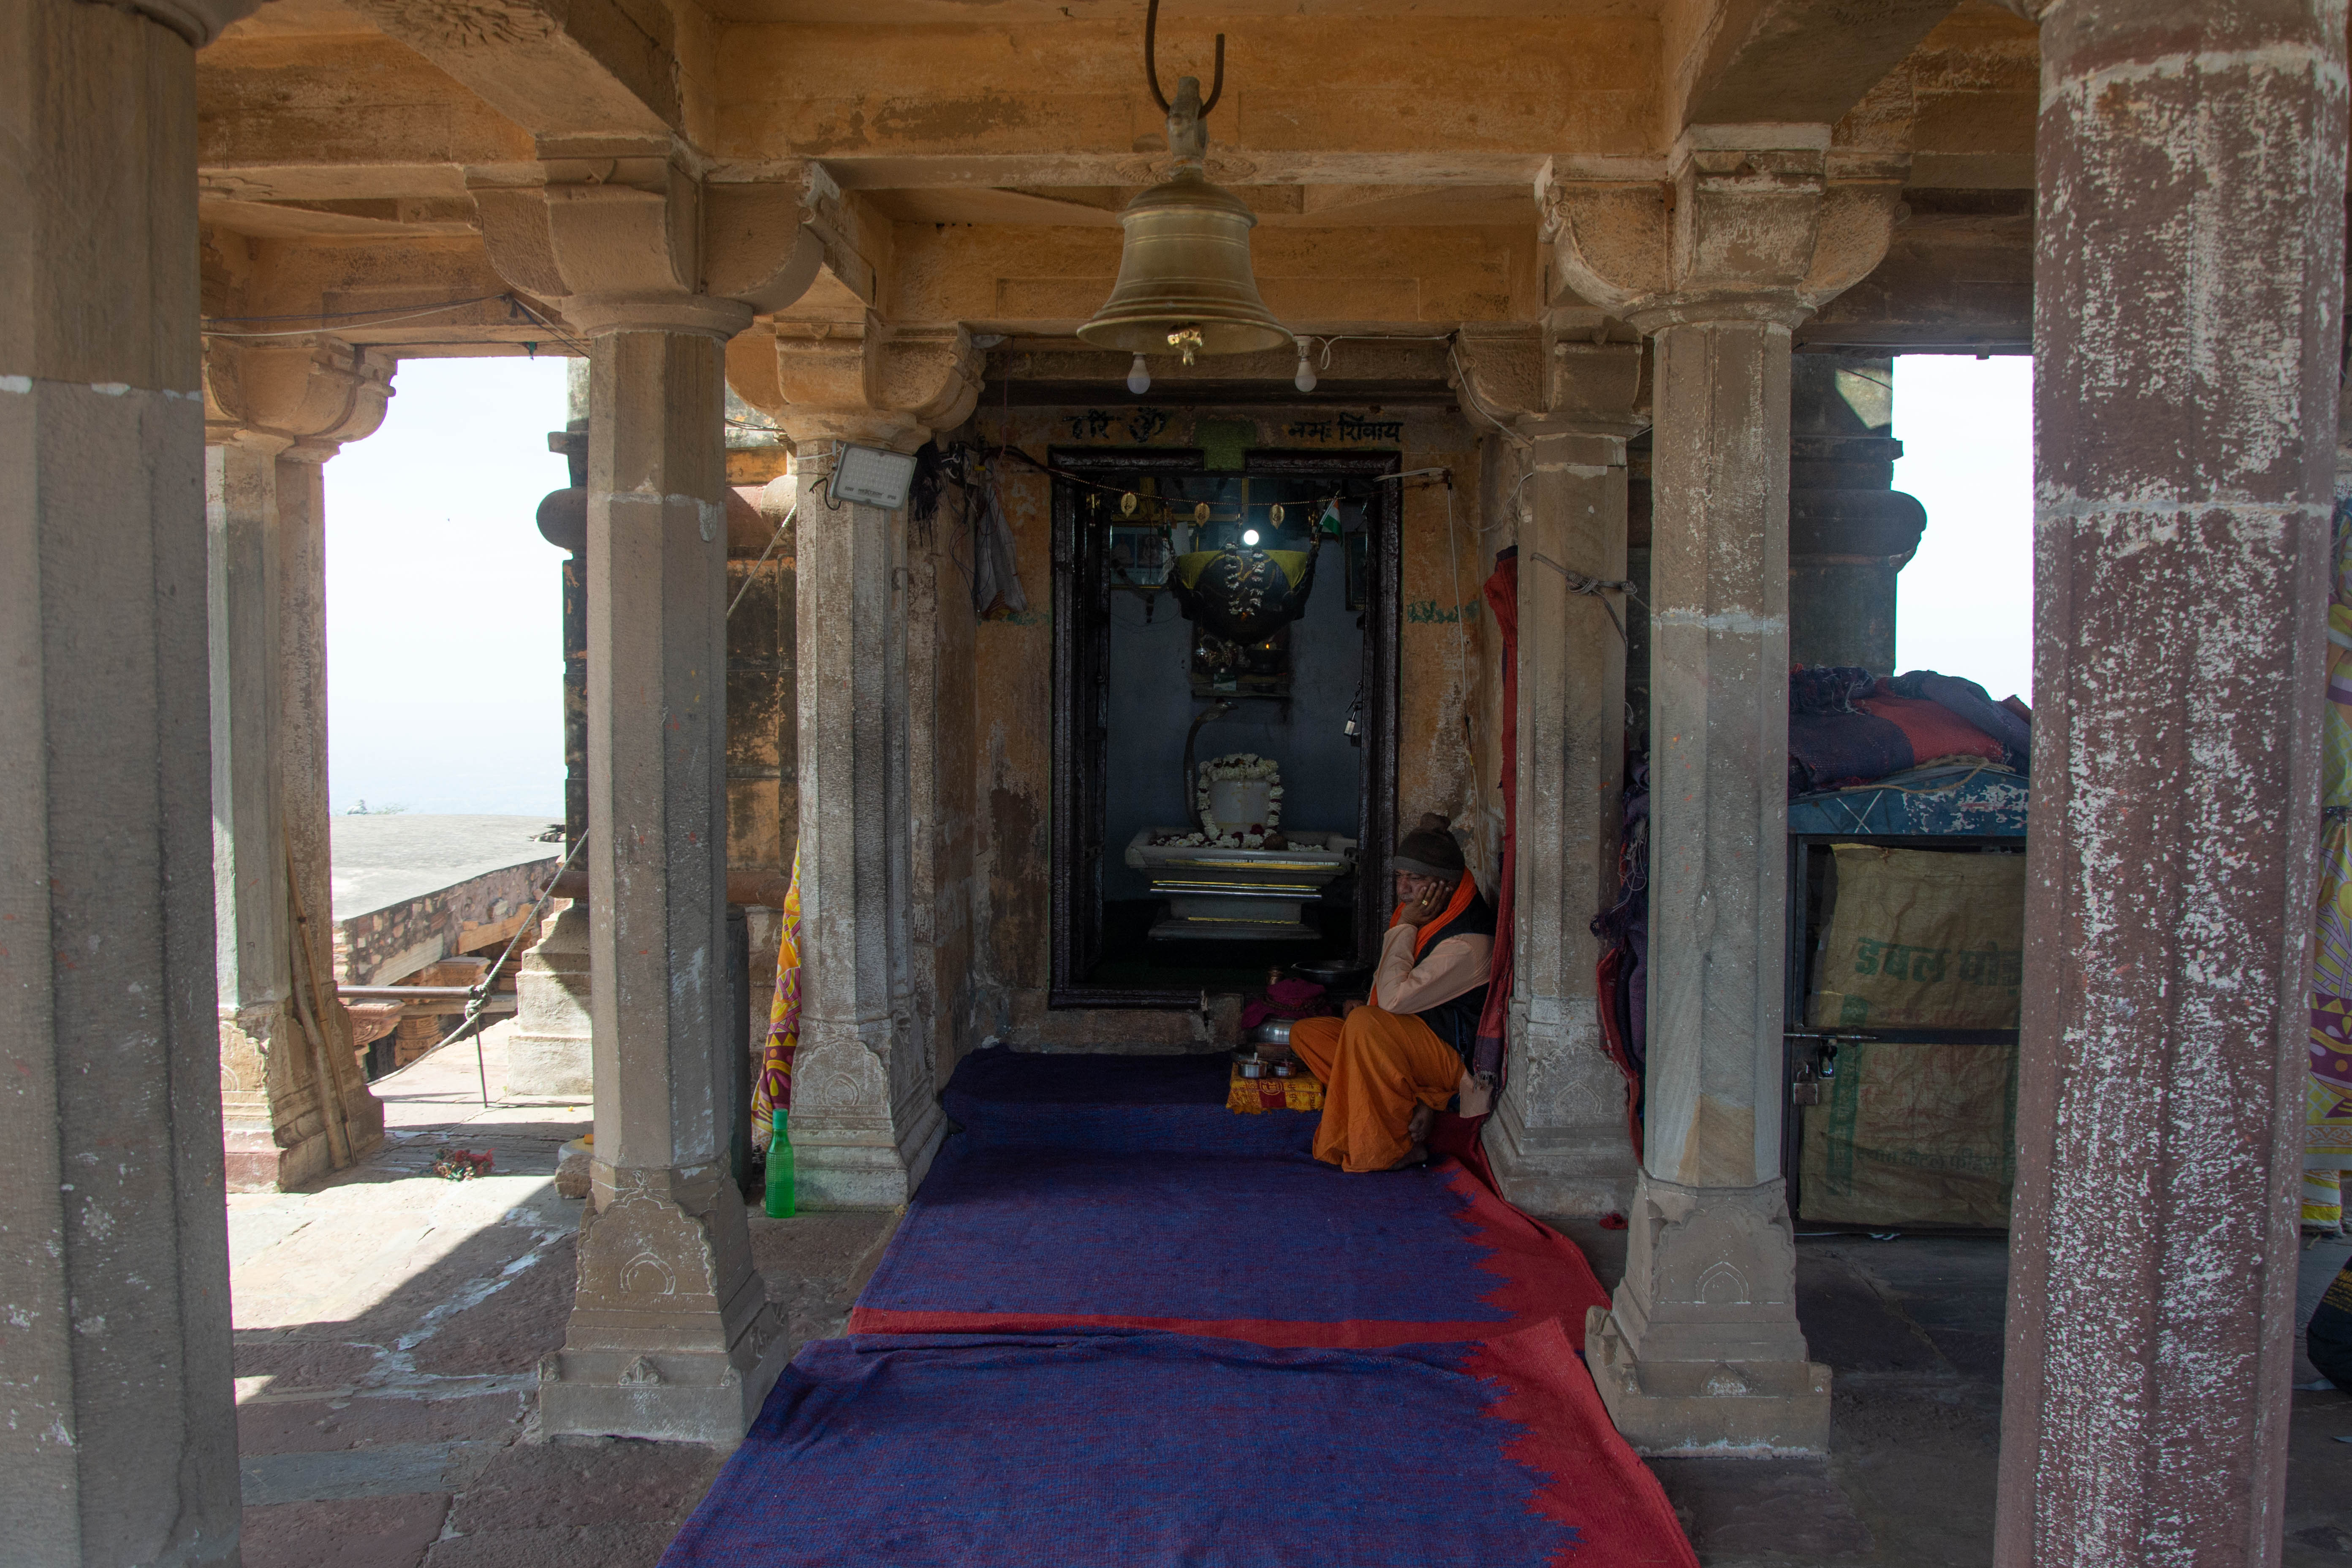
[1134,755,1355,942]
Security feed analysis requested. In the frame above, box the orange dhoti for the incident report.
[1287,1006,1464,1172]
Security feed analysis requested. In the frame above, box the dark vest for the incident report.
[1400,889,1495,1060]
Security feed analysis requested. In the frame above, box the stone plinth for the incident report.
[508,902,594,1096]
[1585,1173,1831,1454]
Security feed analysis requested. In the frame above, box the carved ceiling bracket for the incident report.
[202,337,395,461]
[470,158,854,340]
[1538,126,1907,335]
[729,316,987,451]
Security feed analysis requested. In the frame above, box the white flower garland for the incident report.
[1185,752,1282,849]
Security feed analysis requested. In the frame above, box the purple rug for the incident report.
[661,1324,1695,1568]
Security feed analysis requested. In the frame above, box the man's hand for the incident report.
[1394,877,1450,929]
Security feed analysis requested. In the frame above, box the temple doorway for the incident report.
[1049,447,1402,1006]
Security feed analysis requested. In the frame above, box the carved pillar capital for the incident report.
[736,315,986,450]
[1541,128,1904,334]
[473,158,843,340]
[202,336,394,457]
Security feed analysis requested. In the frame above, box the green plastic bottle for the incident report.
[764,1109,796,1218]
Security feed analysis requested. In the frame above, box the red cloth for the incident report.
[1238,978,1334,1032]
[1474,554,1518,1085]
[1855,687,2006,765]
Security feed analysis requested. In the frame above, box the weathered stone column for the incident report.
[471,160,816,1443]
[206,429,301,1182]
[1995,5,2346,1564]
[746,317,980,1206]
[277,437,388,1146]
[1786,354,1924,673]
[536,299,789,1444]
[511,414,592,1098]
[1548,128,1901,1452]
[0,0,255,1558]
[1456,326,1650,1214]
[204,338,392,1189]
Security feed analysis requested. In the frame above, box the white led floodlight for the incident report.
[829,444,919,510]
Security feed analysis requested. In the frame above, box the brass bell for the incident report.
[1079,165,1290,362]
[1079,10,1288,364]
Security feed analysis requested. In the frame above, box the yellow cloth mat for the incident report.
[1227,1063,1324,1114]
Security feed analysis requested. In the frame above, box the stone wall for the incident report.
[332,857,556,986]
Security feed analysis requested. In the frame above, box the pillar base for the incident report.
[508,902,594,1097]
[540,1163,787,1448]
[1585,1305,1831,1454]
[219,1004,384,1192]
[1483,1038,1638,1217]
[1584,1170,1832,1454]
[792,1096,946,1208]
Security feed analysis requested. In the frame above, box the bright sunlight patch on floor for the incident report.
[323,356,573,817]
[1892,355,2034,703]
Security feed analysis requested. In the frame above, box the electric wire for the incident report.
[201,296,519,339]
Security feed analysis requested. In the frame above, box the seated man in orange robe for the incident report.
[1288,815,1496,1171]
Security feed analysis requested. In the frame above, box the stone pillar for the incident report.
[1786,354,1924,673]
[1465,334,1649,1215]
[277,443,387,1153]
[0,0,255,1559]
[1547,128,1902,1452]
[1994,5,2346,1564]
[206,430,301,1182]
[535,300,789,1445]
[204,337,391,1189]
[775,430,938,1205]
[1588,307,1830,1451]
[470,159,842,1443]
[745,318,980,1207]
[511,417,592,1098]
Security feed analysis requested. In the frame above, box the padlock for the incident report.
[1790,1064,1825,1107]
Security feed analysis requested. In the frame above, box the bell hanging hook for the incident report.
[1143,0,1224,118]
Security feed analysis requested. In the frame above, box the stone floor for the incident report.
[1551,1219,2352,1568]
[230,1022,897,1568]
[230,1035,2352,1566]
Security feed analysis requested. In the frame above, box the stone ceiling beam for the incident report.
[337,0,681,142]
[197,33,535,184]
[1665,0,1960,135]
[710,15,1655,173]
[883,219,1538,334]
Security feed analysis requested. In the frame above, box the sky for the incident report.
[323,355,573,818]
[1890,354,2035,702]
[318,351,2037,817]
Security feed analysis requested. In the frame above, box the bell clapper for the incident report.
[1168,325,1204,365]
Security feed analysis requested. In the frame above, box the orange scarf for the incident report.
[1390,872,1477,958]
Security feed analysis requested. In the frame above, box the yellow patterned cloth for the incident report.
[1227,1064,1325,1114]
[752,848,803,1147]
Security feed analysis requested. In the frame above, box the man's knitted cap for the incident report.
[1391,813,1465,879]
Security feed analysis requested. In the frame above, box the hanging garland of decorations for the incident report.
[1156,752,1283,849]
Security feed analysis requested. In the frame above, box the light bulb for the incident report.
[1242,528,1261,546]
[1294,345,1317,393]
[1127,355,1151,395]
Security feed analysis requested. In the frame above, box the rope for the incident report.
[728,500,798,620]
[1526,551,1638,644]
[416,831,588,1098]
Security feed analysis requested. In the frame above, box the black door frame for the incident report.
[1048,446,1403,1009]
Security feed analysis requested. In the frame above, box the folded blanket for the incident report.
[1855,690,2006,769]
[1787,666,2021,793]
[1789,709,1915,791]
[1885,670,2032,771]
